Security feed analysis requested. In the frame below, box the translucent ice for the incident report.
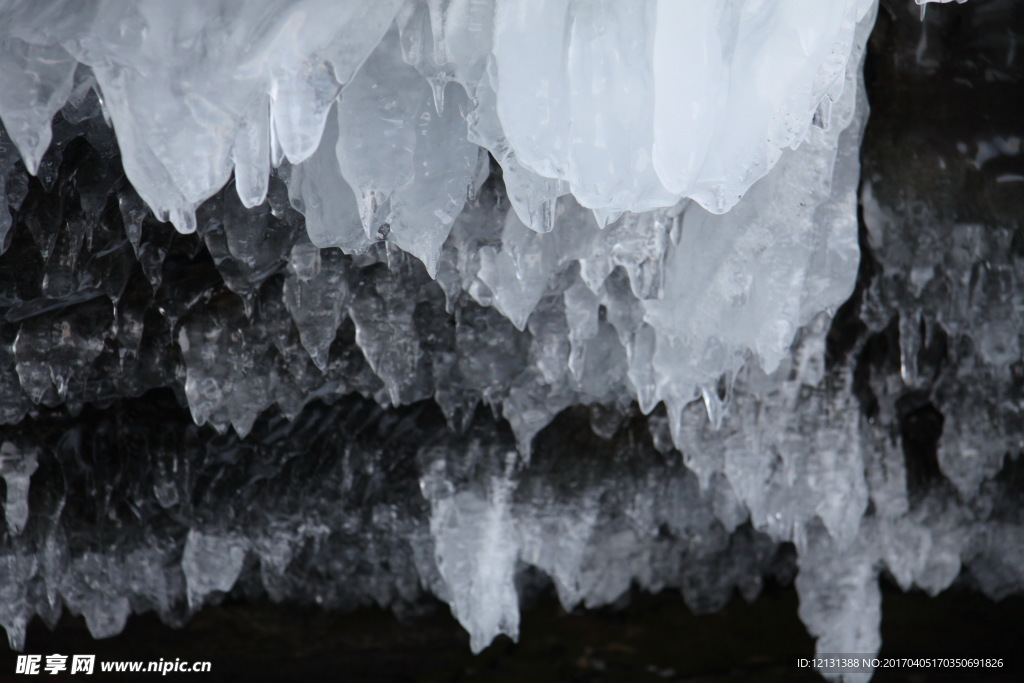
[1,0,1019,679]
[182,531,249,609]
[0,442,37,535]
[0,0,885,458]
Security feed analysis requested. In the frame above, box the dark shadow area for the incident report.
[2,584,1021,682]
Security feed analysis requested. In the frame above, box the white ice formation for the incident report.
[0,0,874,227]
[0,0,876,446]
[4,1,1018,681]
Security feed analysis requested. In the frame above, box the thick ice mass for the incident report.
[0,0,881,428]
[0,0,874,224]
[0,0,1020,680]
[0,1,873,221]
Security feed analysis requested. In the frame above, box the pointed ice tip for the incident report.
[22,154,41,177]
[236,181,268,210]
[232,419,253,440]
[170,208,197,235]
[242,295,255,320]
[526,199,556,234]
[591,208,623,229]
[430,78,446,116]
[5,620,26,652]
[404,242,440,279]
[310,350,328,373]
[512,433,533,464]
[11,127,50,177]
[468,627,518,654]
[637,391,658,416]
[508,311,529,332]
[700,384,725,430]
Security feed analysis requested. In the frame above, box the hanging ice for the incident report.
[0,1,872,222]
[0,0,882,432]
[3,0,1017,680]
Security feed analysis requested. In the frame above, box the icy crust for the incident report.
[0,0,876,234]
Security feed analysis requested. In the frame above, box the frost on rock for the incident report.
[0,0,1021,679]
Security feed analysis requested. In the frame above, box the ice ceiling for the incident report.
[0,0,1021,680]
